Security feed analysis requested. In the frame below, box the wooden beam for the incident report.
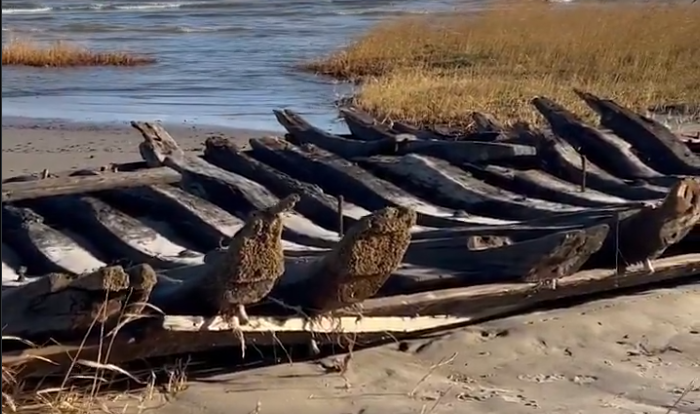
[341,253,700,317]
[2,167,181,203]
[2,313,485,378]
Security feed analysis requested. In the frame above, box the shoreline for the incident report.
[1,116,281,177]
[3,114,699,178]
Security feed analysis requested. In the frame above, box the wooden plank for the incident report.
[340,253,700,317]
[1,310,516,379]
[162,314,472,332]
[1,167,181,203]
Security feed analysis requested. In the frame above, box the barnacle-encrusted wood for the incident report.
[615,178,700,274]
[201,194,299,322]
[1,264,157,340]
[306,206,416,313]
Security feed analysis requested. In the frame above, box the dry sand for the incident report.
[147,283,699,414]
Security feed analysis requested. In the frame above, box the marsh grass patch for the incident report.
[2,38,156,68]
[303,1,700,126]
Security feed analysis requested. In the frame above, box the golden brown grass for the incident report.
[1,301,185,413]
[2,38,155,68]
[304,1,700,126]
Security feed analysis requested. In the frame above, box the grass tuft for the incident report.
[303,1,700,126]
[2,38,156,68]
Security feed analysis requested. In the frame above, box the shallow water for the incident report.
[2,0,476,131]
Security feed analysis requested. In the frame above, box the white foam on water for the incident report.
[2,7,52,14]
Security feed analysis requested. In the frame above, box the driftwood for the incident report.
[131,121,339,249]
[575,89,700,175]
[249,136,506,227]
[1,264,157,340]
[1,167,180,203]
[92,183,244,252]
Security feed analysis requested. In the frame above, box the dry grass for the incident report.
[2,38,155,68]
[304,1,700,126]
[1,301,185,413]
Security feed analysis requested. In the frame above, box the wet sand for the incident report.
[1,118,278,177]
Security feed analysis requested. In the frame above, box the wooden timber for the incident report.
[2,166,180,203]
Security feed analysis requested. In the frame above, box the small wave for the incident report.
[28,22,246,34]
[3,1,246,15]
[2,6,51,14]
[1,25,45,32]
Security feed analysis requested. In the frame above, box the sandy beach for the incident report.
[138,283,698,414]
[1,118,277,177]
[2,120,698,414]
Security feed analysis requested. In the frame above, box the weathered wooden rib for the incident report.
[88,183,235,253]
[466,164,633,207]
[574,89,700,175]
[278,108,536,164]
[338,107,399,142]
[273,109,398,157]
[1,166,180,203]
[132,121,340,248]
[360,154,592,221]
[1,264,157,341]
[203,136,359,233]
[536,132,668,200]
[341,107,503,142]
[69,169,321,254]
[249,136,511,227]
[532,96,665,180]
[384,223,609,292]
[390,120,444,140]
[395,137,537,165]
[2,205,106,275]
[26,193,206,269]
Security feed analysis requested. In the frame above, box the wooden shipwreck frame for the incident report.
[2,90,699,378]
